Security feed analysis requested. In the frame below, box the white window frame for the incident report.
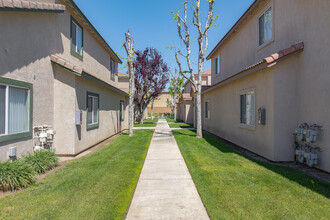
[205,101,210,119]
[258,5,273,48]
[87,95,99,126]
[0,84,30,136]
[215,56,220,75]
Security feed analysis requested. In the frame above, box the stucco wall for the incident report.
[207,0,330,172]
[210,0,275,85]
[74,76,127,154]
[147,93,173,114]
[202,68,275,160]
[55,9,120,88]
[0,6,125,159]
[272,0,330,171]
[53,66,76,155]
[53,66,128,155]
[185,102,194,124]
[0,12,61,159]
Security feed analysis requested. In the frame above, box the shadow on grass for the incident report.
[169,123,194,129]
[172,129,330,199]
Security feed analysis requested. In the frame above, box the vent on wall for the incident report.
[9,147,17,160]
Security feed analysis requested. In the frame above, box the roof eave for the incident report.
[206,0,261,60]
[65,0,122,64]
[203,42,304,94]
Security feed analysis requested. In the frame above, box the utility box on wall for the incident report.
[258,108,266,125]
[76,110,82,126]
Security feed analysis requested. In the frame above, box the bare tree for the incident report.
[172,0,216,138]
[169,68,184,121]
[123,31,135,136]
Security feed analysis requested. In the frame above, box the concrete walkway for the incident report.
[126,119,209,220]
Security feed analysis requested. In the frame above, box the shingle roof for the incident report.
[0,0,66,11]
[118,72,129,78]
[180,93,193,101]
[194,69,211,76]
[50,55,82,75]
[203,42,304,94]
[183,69,211,87]
[50,54,128,96]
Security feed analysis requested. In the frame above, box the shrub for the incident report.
[0,160,35,191]
[23,150,59,174]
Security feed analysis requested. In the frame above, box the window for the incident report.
[120,100,125,121]
[0,77,32,142]
[87,92,99,129]
[259,7,272,46]
[240,92,255,126]
[205,101,210,119]
[215,56,220,75]
[110,59,116,80]
[71,17,83,56]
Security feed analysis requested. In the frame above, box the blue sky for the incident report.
[75,0,254,75]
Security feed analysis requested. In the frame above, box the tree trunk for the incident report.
[174,91,177,121]
[151,100,154,120]
[129,75,134,136]
[123,31,135,137]
[196,87,202,138]
[136,107,146,124]
[196,54,203,138]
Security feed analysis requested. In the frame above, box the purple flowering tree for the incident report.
[134,48,169,124]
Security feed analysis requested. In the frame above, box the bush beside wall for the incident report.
[0,160,35,192]
[0,150,58,192]
[23,150,59,174]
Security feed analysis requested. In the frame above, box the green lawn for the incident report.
[0,130,154,219]
[173,129,330,220]
[169,123,193,128]
[134,119,158,127]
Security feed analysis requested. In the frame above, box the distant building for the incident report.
[118,72,129,93]
[177,69,211,125]
[147,92,173,115]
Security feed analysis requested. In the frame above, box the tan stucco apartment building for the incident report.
[202,0,330,172]
[0,0,128,159]
[147,92,173,115]
[177,69,211,124]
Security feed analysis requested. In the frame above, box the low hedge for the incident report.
[0,160,35,192]
[23,150,59,174]
[0,150,58,192]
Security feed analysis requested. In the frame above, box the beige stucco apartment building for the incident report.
[118,72,129,93]
[202,0,330,172]
[177,70,211,125]
[0,0,128,159]
[147,92,173,115]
